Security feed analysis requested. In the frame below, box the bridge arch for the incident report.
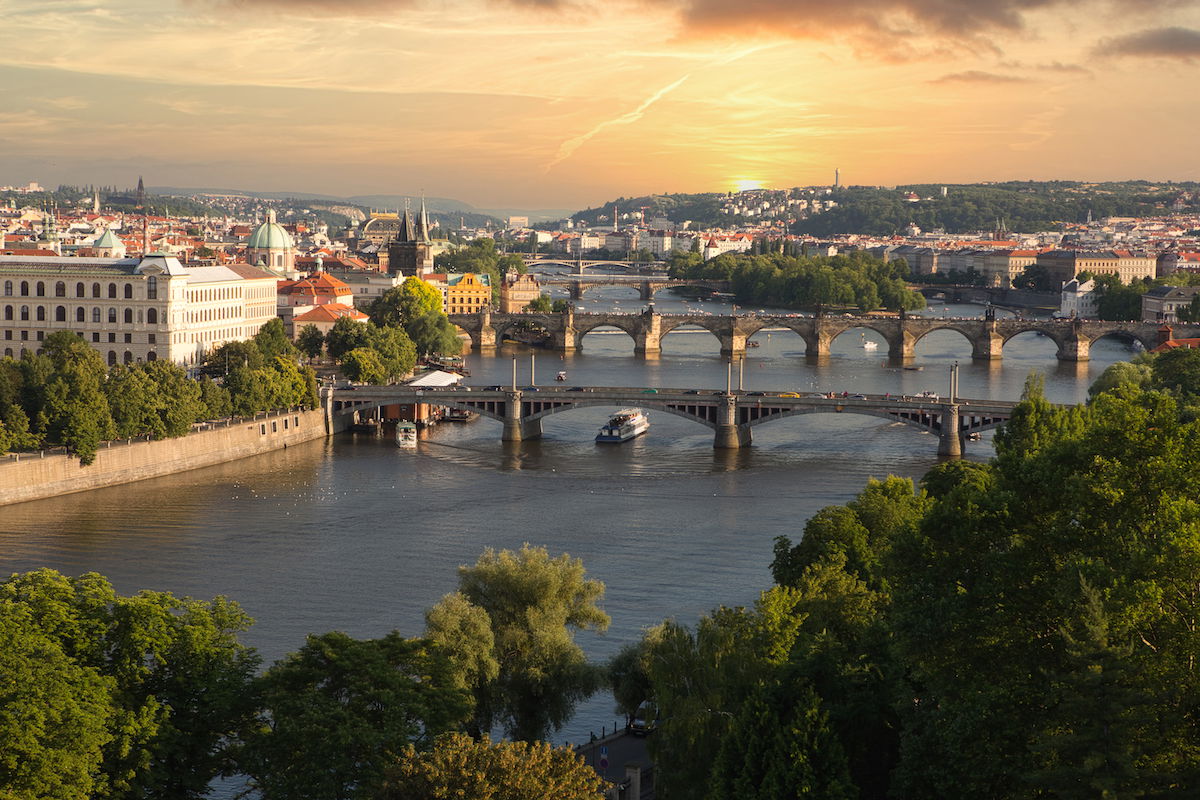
[573,319,641,348]
[741,405,940,433]
[492,315,557,347]
[1001,327,1067,355]
[658,319,727,349]
[521,397,719,429]
[1087,328,1156,351]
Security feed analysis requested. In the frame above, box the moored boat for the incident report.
[395,422,417,449]
[595,409,650,443]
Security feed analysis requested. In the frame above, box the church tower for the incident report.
[246,209,297,278]
[387,197,434,276]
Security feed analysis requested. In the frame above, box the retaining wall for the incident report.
[0,408,335,507]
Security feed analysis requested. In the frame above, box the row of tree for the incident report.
[667,250,926,313]
[434,238,526,302]
[603,350,1200,798]
[3,544,611,800]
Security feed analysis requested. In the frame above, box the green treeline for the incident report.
[605,349,1200,799]
[667,250,926,313]
[0,320,318,465]
[0,545,608,800]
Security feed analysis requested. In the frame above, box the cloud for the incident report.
[929,70,1032,84]
[1099,26,1200,62]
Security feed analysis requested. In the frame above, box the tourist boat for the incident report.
[746,341,760,348]
[395,422,417,449]
[595,409,650,443]
[444,409,478,423]
[861,333,878,351]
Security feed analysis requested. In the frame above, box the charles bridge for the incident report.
[447,308,1186,361]
[533,275,730,301]
[333,384,1017,456]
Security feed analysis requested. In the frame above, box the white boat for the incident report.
[861,333,878,351]
[556,371,567,381]
[395,422,417,449]
[596,409,650,443]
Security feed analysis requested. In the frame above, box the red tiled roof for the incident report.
[293,303,367,323]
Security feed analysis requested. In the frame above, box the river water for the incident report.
[0,286,1135,761]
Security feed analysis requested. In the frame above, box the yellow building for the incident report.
[500,272,541,312]
[439,272,492,314]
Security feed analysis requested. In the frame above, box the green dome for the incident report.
[93,228,120,249]
[247,211,293,250]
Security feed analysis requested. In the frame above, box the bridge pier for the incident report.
[720,332,747,359]
[1056,337,1090,362]
[972,331,1004,360]
[807,334,832,359]
[714,398,751,449]
[635,311,662,355]
[888,335,915,361]
[502,392,543,442]
[937,404,962,458]
[569,283,584,301]
[639,281,653,301]
[550,327,577,351]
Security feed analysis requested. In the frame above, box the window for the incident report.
[92,283,101,298]
[123,351,133,364]
[92,333,99,343]
[20,331,28,340]
[108,308,117,324]
[124,333,131,343]
[108,351,117,366]
[3,306,10,321]
[3,331,9,340]
[2,348,9,358]
[2,281,10,296]
[35,331,43,341]
[19,281,28,296]
[124,309,133,324]
[108,283,117,299]
[147,308,158,324]
[76,282,85,297]
[55,281,65,298]
[148,334,156,344]
[124,284,133,299]
[147,276,157,300]
[36,307,45,322]
[20,306,28,321]
[92,307,100,323]
[147,351,157,361]
[35,282,44,297]
[55,306,66,322]
[76,307,85,322]
[108,333,115,343]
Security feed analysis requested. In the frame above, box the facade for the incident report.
[0,254,278,365]
[422,272,492,314]
[499,272,541,312]
[290,303,369,338]
[1037,249,1157,285]
[1059,278,1099,319]
[387,201,435,276]
[1142,285,1200,323]
[323,268,402,309]
[979,249,1038,287]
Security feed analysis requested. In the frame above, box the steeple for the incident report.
[397,199,416,243]
[417,195,431,244]
[136,176,145,209]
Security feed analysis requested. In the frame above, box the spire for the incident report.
[398,198,415,243]
[417,195,431,243]
[136,176,145,209]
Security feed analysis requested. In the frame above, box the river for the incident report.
[0,286,1136,765]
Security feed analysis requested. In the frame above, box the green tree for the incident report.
[426,545,610,741]
[366,325,418,381]
[296,324,325,361]
[526,293,553,313]
[325,317,372,362]
[239,631,470,800]
[551,298,571,313]
[196,376,232,419]
[105,364,160,439]
[405,311,462,358]
[205,339,265,376]
[37,331,116,464]
[1089,359,1153,399]
[340,347,386,385]
[1150,345,1200,396]
[369,278,443,330]
[381,732,606,800]
[253,318,297,362]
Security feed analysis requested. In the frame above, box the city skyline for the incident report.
[1,0,1198,209]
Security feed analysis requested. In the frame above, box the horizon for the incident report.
[1,0,1198,210]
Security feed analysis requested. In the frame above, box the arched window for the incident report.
[20,306,29,321]
[124,284,133,299]
[36,307,45,322]
[147,308,158,324]
[75,307,85,323]
[75,282,85,297]
[108,308,117,324]
[20,281,28,296]
[108,283,117,299]
[3,281,10,296]
[55,281,65,298]
[55,306,66,322]
[3,348,10,358]
[92,307,100,323]
[92,282,101,298]
[3,306,11,321]
[35,282,45,297]
[108,351,117,366]
[123,351,133,364]
[147,351,157,362]
[123,309,133,324]
[147,276,157,300]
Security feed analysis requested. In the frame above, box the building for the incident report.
[499,272,541,312]
[444,273,491,314]
[277,271,365,336]
[979,249,1038,287]
[0,254,278,365]
[1036,249,1157,285]
[1059,278,1099,319]
[1142,285,1200,323]
[245,210,297,279]
[387,201,435,276]
[290,303,369,338]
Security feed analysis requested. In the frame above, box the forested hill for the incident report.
[571,181,1200,235]
[796,181,1200,236]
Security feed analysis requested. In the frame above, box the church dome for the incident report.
[247,210,293,250]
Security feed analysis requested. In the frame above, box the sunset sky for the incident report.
[0,0,1198,210]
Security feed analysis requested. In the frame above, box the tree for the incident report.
[253,318,297,363]
[426,545,610,741]
[1089,359,1153,399]
[369,278,443,330]
[239,631,470,800]
[296,325,325,361]
[405,311,462,358]
[325,317,372,362]
[551,298,571,313]
[340,347,386,385]
[1150,345,1200,396]
[367,325,418,381]
[196,376,232,419]
[380,732,606,800]
[526,294,553,313]
[37,331,116,464]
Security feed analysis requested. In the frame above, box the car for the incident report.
[778,392,801,398]
[747,391,766,396]
[850,393,868,400]
[642,388,659,394]
[567,386,586,392]
[684,389,701,395]
[628,701,659,737]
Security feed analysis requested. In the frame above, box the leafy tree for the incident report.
[1175,293,1200,323]
[380,732,606,800]
[105,364,160,438]
[0,357,37,454]
[325,317,372,362]
[405,311,462,358]
[1013,263,1057,292]
[368,278,442,330]
[36,331,116,464]
[551,298,571,313]
[204,339,264,376]
[1149,345,1200,396]
[607,641,653,723]
[253,318,297,363]
[526,293,553,313]
[1089,359,1153,399]
[366,325,418,381]
[426,545,610,741]
[0,569,260,800]
[339,348,386,385]
[296,324,325,361]
[196,376,232,419]
[239,631,470,800]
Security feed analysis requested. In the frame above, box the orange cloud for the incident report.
[1099,26,1200,62]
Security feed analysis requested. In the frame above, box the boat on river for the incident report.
[596,409,650,443]
[395,422,417,449]
[862,333,878,351]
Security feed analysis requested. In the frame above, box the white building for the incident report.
[1059,278,1099,319]
[0,254,279,365]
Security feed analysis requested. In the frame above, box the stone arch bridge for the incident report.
[521,257,668,274]
[333,386,1021,455]
[448,309,1185,361]
[535,276,730,301]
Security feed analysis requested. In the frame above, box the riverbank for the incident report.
[0,405,339,507]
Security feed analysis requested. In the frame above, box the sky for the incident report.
[0,0,1198,210]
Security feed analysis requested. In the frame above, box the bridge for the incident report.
[520,255,668,274]
[331,385,1018,456]
[448,308,1187,361]
[534,275,730,301]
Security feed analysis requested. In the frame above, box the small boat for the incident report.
[395,422,417,449]
[596,409,650,443]
[444,409,478,423]
[746,341,760,348]
[556,371,567,382]
[903,365,923,371]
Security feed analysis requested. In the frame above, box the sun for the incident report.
[730,178,764,193]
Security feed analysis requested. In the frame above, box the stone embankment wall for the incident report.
[0,406,338,507]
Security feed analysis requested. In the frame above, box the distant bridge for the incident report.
[534,275,730,301]
[448,309,1185,361]
[333,385,1018,455]
[520,256,668,274]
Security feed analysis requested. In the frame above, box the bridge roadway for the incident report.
[448,308,1189,361]
[332,385,1020,456]
[520,256,668,274]
[533,275,729,301]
